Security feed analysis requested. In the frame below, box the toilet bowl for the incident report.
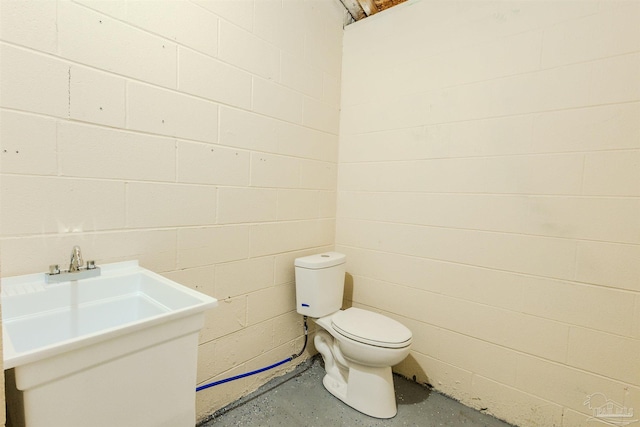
[294,252,413,419]
[314,308,412,418]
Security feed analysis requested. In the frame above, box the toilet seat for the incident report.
[331,308,412,349]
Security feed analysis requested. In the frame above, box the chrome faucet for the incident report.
[69,245,83,272]
[46,245,100,283]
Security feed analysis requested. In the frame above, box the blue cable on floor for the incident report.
[196,358,291,392]
[196,316,308,393]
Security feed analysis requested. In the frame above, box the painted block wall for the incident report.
[0,0,346,422]
[338,1,640,426]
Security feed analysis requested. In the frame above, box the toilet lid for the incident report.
[331,308,412,349]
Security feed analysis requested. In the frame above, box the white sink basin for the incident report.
[2,260,217,427]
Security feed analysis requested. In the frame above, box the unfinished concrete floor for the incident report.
[200,356,513,427]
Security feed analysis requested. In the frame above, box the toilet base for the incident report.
[322,363,397,419]
[315,331,397,419]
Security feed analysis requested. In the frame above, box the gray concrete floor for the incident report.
[200,356,513,427]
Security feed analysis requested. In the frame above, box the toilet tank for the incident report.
[294,252,346,318]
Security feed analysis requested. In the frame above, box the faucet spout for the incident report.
[69,245,83,272]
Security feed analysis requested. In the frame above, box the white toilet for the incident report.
[294,252,412,419]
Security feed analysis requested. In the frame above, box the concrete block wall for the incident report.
[338,1,640,426]
[0,0,346,422]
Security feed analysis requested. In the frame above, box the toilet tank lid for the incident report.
[295,252,346,269]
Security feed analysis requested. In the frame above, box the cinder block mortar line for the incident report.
[341,51,640,109]
[356,300,639,379]
[0,40,339,131]
[337,147,640,164]
[335,217,640,246]
[0,106,338,165]
[336,189,640,201]
[339,100,640,141]
[336,243,640,295]
[339,97,640,135]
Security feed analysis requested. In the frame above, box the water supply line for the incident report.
[196,316,308,392]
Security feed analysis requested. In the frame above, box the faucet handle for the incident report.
[49,264,60,275]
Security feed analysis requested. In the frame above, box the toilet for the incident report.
[294,252,412,419]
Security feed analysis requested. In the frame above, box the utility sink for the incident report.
[2,260,217,427]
